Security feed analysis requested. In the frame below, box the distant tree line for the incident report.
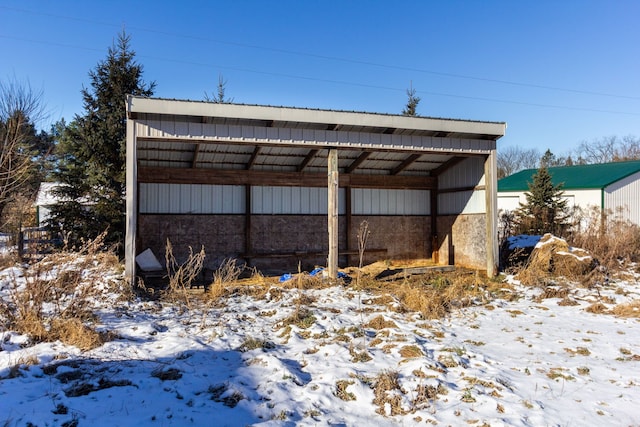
[497,135,640,179]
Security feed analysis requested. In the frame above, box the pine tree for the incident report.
[204,74,233,103]
[515,166,569,236]
[402,83,420,116]
[49,31,155,252]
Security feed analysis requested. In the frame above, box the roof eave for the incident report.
[126,95,506,141]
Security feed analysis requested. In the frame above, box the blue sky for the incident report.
[1,1,639,156]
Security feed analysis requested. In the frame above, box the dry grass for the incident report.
[399,345,424,359]
[163,240,205,308]
[372,370,407,416]
[570,206,640,268]
[334,380,356,401]
[585,302,609,314]
[534,286,570,301]
[0,232,120,347]
[208,258,243,300]
[611,300,640,318]
[390,271,486,320]
[365,315,398,330]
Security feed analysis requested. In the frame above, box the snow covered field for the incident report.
[1,259,639,427]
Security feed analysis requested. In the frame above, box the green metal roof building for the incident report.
[497,160,640,225]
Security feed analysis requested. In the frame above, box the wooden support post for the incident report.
[245,184,252,265]
[485,150,498,277]
[430,183,439,264]
[327,149,339,279]
[345,186,352,266]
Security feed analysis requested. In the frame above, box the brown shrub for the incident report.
[0,232,121,346]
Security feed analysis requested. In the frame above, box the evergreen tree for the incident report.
[50,31,155,252]
[204,74,233,103]
[402,83,420,116]
[515,166,569,236]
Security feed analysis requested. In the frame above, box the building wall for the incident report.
[436,214,486,270]
[138,183,432,273]
[605,171,640,225]
[498,189,601,213]
[137,213,430,274]
[439,157,486,215]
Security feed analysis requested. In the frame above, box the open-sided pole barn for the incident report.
[125,96,505,281]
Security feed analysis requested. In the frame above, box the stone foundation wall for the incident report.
[436,214,486,271]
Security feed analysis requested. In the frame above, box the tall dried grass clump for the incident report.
[569,206,640,269]
[0,232,119,349]
[163,239,205,308]
[208,258,243,300]
[393,272,484,319]
[611,300,640,318]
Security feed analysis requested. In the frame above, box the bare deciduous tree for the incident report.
[497,146,540,178]
[0,77,47,209]
[575,135,640,164]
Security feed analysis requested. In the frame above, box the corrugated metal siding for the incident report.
[139,183,245,214]
[439,190,485,215]
[438,157,485,190]
[353,189,430,215]
[251,186,346,214]
[605,171,640,225]
[438,157,486,214]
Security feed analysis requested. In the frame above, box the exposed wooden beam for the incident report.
[430,156,466,177]
[191,143,201,169]
[138,166,436,189]
[391,153,421,175]
[297,149,319,172]
[346,152,371,173]
[246,146,261,170]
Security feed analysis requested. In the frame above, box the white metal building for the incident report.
[125,96,506,281]
[498,161,640,225]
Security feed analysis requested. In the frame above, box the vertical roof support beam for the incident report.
[485,150,498,277]
[327,148,339,279]
[125,107,137,281]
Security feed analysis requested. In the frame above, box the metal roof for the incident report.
[129,96,505,177]
[498,160,640,191]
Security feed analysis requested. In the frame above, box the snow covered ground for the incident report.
[1,260,639,427]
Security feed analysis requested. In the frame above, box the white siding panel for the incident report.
[439,190,485,215]
[139,184,244,214]
[250,186,345,214]
[497,195,520,212]
[439,157,485,190]
[605,171,640,225]
[353,189,429,215]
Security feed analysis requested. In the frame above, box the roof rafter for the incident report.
[246,146,261,170]
[297,149,319,172]
[346,152,372,173]
[391,153,421,175]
